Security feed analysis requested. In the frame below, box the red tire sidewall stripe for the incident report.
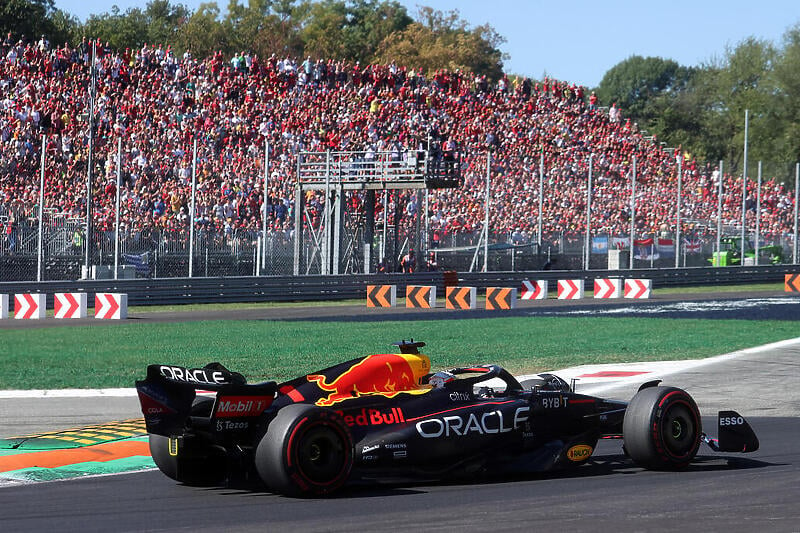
[286,415,352,489]
[653,391,699,461]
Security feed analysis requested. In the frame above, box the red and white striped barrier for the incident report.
[594,278,622,299]
[15,293,46,319]
[521,280,548,300]
[624,279,652,299]
[54,292,88,319]
[95,293,128,320]
[557,280,584,300]
[0,294,8,319]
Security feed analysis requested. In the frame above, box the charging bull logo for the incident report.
[307,353,431,407]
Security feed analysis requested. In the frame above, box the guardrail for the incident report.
[0,266,795,308]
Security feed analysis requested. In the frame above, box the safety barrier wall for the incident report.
[0,266,794,308]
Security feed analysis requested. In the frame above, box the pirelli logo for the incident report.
[486,287,516,310]
[367,285,397,307]
[406,285,436,308]
[446,286,476,310]
[786,274,800,293]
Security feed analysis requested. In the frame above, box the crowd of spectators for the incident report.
[0,33,796,253]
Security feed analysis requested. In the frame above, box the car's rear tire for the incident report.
[149,397,226,485]
[623,386,701,470]
[255,404,353,497]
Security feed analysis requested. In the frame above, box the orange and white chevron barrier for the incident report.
[15,293,46,319]
[486,287,516,310]
[594,278,622,299]
[557,280,584,300]
[366,285,397,307]
[521,280,548,300]
[624,279,652,299]
[786,274,800,293]
[406,286,436,308]
[446,286,477,309]
[54,292,88,319]
[95,293,128,319]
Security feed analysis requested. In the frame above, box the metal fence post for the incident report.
[484,151,490,272]
[114,137,122,279]
[585,154,593,271]
[629,156,636,270]
[268,139,269,272]
[794,163,799,264]
[716,160,723,258]
[37,135,46,282]
[189,138,197,277]
[755,161,762,265]
[741,109,749,261]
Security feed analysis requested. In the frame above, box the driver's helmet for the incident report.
[429,371,456,389]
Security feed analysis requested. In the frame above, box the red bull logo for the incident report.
[336,407,407,427]
[307,353,431,407]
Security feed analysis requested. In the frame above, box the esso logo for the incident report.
[720,416,744,426]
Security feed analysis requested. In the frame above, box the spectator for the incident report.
[400,249,416,273]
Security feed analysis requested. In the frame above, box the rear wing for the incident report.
[136,363,277,436]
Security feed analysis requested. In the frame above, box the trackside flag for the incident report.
[591,236,608,254]
[634,238,658,260]
[656,238,675,258]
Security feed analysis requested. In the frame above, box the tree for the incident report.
[0,0,77,44]
[82,1,189,51]
[374,7,505,79]
[222,0,303,58]
[596,55,694,124]
[774,23,800,166]
[175,2,229,58]
[297,0,411,62]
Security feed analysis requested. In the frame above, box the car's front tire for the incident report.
[255,404,353,497]
[623,386,701,470]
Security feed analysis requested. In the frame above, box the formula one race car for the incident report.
[136,341,759,497]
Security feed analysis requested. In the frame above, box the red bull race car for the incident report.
[136,340,759,497]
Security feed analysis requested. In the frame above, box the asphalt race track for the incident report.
[2,415,797,532]
[1,291,799,532]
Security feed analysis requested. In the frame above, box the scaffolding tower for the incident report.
[293,149,461,275]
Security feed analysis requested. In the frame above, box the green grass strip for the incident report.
[1,316,797,390]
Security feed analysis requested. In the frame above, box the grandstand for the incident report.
[0,37,797,279]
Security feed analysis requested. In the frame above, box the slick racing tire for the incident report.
[149,397,226,485]
[256,404,353,497]
[623,386,701,470]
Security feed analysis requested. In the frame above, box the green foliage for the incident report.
[0,0,77,45]
[374,6,505,80]
[596,31,800,182]
[82,0,190,51]
[299,0,411,63]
